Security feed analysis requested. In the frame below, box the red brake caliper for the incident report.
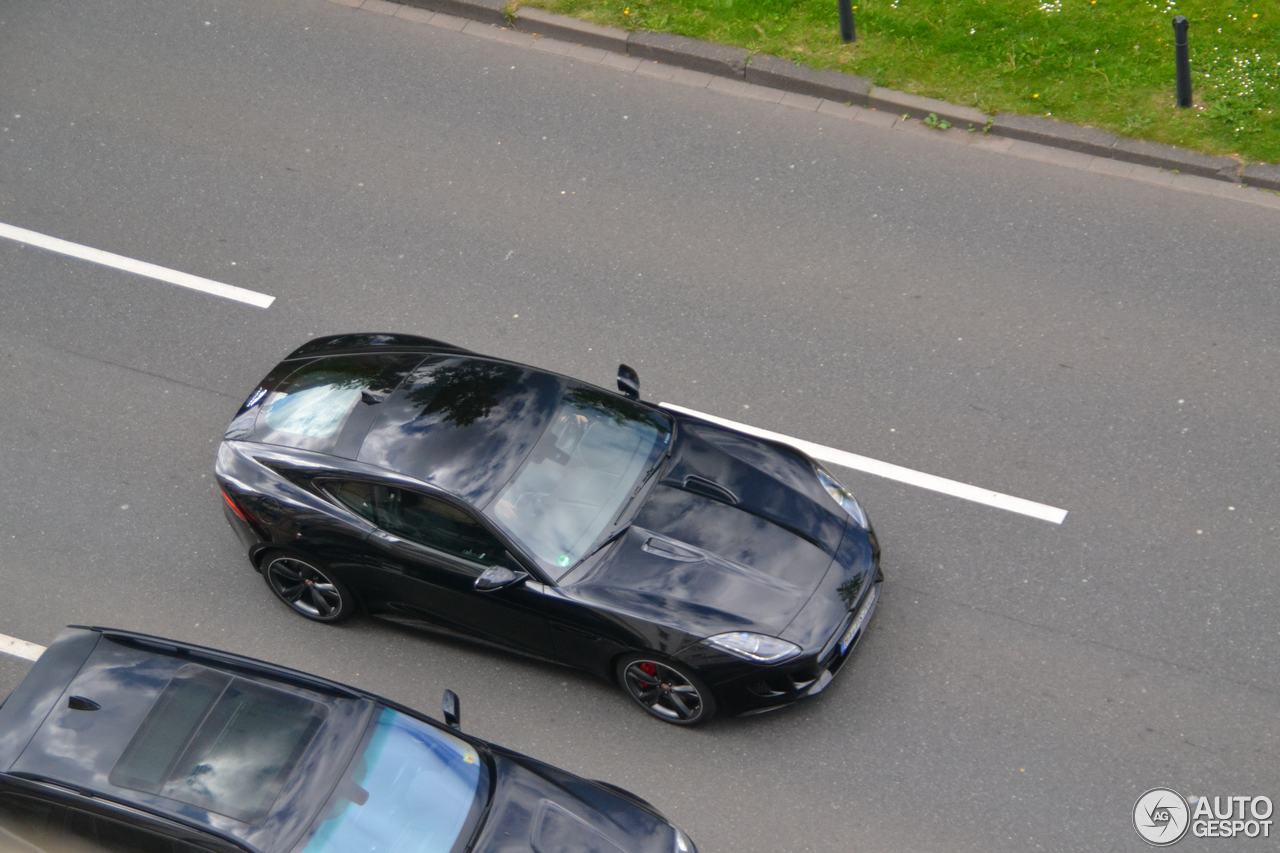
[638,661,658,686]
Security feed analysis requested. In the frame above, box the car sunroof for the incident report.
[110,665,326,824]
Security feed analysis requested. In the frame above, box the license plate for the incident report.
[840,585,879,655]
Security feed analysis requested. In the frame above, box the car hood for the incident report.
[470,750,677,853]
[565,418,849,637]
[661,416,847,554]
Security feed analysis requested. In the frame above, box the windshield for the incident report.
[302,707,489,853]
[484,387,671,579]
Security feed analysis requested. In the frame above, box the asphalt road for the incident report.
[1,1,1277,850]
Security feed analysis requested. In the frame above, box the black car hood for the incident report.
[470,750,676,853]
[565,418,849,637]
[662,417,847,555]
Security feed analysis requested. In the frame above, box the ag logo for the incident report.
[1134,788,1191,846]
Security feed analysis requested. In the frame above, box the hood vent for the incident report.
[641,536,704,562]
[680,474,739,506]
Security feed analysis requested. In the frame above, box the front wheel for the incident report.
[616,654,716,726]
[262,554,355,623]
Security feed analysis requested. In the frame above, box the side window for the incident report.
[325,480,379,526]
[380,489,514,567]
[0,791,208,852]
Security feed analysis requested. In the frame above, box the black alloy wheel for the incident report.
[618,655,716,725]
[263,555,354,623]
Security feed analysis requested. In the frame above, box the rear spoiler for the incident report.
[0,628,99,768]
[284,332,469,361]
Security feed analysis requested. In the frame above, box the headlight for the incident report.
[815,464,868,528]
[673,827,696,853]
[703,632,801,663]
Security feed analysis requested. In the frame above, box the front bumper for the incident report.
[685,577,882,717]
[742,579,879,714]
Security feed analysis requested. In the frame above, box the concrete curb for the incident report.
[1240,163,1280,192]
[868,87,986,128]
[988,112,1239,180]
[384,1,1278,191]
[627,30,748,77]
[401,0,506,26]
[1108,138,1240,181]
[513,7,627,52]
[988,113,1118,156]
[744,54,870,106]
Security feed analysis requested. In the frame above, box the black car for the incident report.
[0,626,697,852]
[216,334,882,725]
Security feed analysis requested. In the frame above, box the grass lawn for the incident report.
[514,0,1280,163]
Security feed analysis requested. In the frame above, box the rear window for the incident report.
[232,354,422,454]
[265,383,361,439]
[110,666,326,824]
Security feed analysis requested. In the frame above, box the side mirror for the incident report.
[442,689,461,730]
[617,364,640,400]
[474,565,529,592]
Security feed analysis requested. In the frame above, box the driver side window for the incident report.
[326,479,379,525]
[379,488,515,568]
[0,792,207,852]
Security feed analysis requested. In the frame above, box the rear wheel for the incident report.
[616,654,716,726]
[262,554,355,623]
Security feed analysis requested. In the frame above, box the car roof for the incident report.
[227,338,671,507]
[232,346,653,507]
[356,354,564,505]
[0,628,373,851]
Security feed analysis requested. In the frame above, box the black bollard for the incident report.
[1172,15,1191,107]
[838,0,855,43]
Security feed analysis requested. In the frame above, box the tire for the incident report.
[260,552,356,624]
[616,653,717,726]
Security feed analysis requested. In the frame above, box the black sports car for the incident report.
[216,334,882,724]
[0,626,696,852]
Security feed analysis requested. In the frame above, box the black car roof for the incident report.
[229,338,665,507]
[357,355,564,505]
[0,628,373,852]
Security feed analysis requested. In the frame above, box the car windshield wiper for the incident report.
[572,427,676,573]
[578,523,631,567]
[610,432,674,527]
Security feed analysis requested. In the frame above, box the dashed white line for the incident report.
[660,403,1069,525]
[0,632,45,662]
[0,221,275,308]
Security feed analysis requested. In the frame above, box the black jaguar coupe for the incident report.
[216,334,882,725]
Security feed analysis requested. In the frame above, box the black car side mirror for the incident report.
[474,565,529,592]
[617,364,640,400]
[442,689,461,730]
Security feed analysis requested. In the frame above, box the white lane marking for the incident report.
[0,633,45,662]
[660,402,1069,525]
[0,221,275,308]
